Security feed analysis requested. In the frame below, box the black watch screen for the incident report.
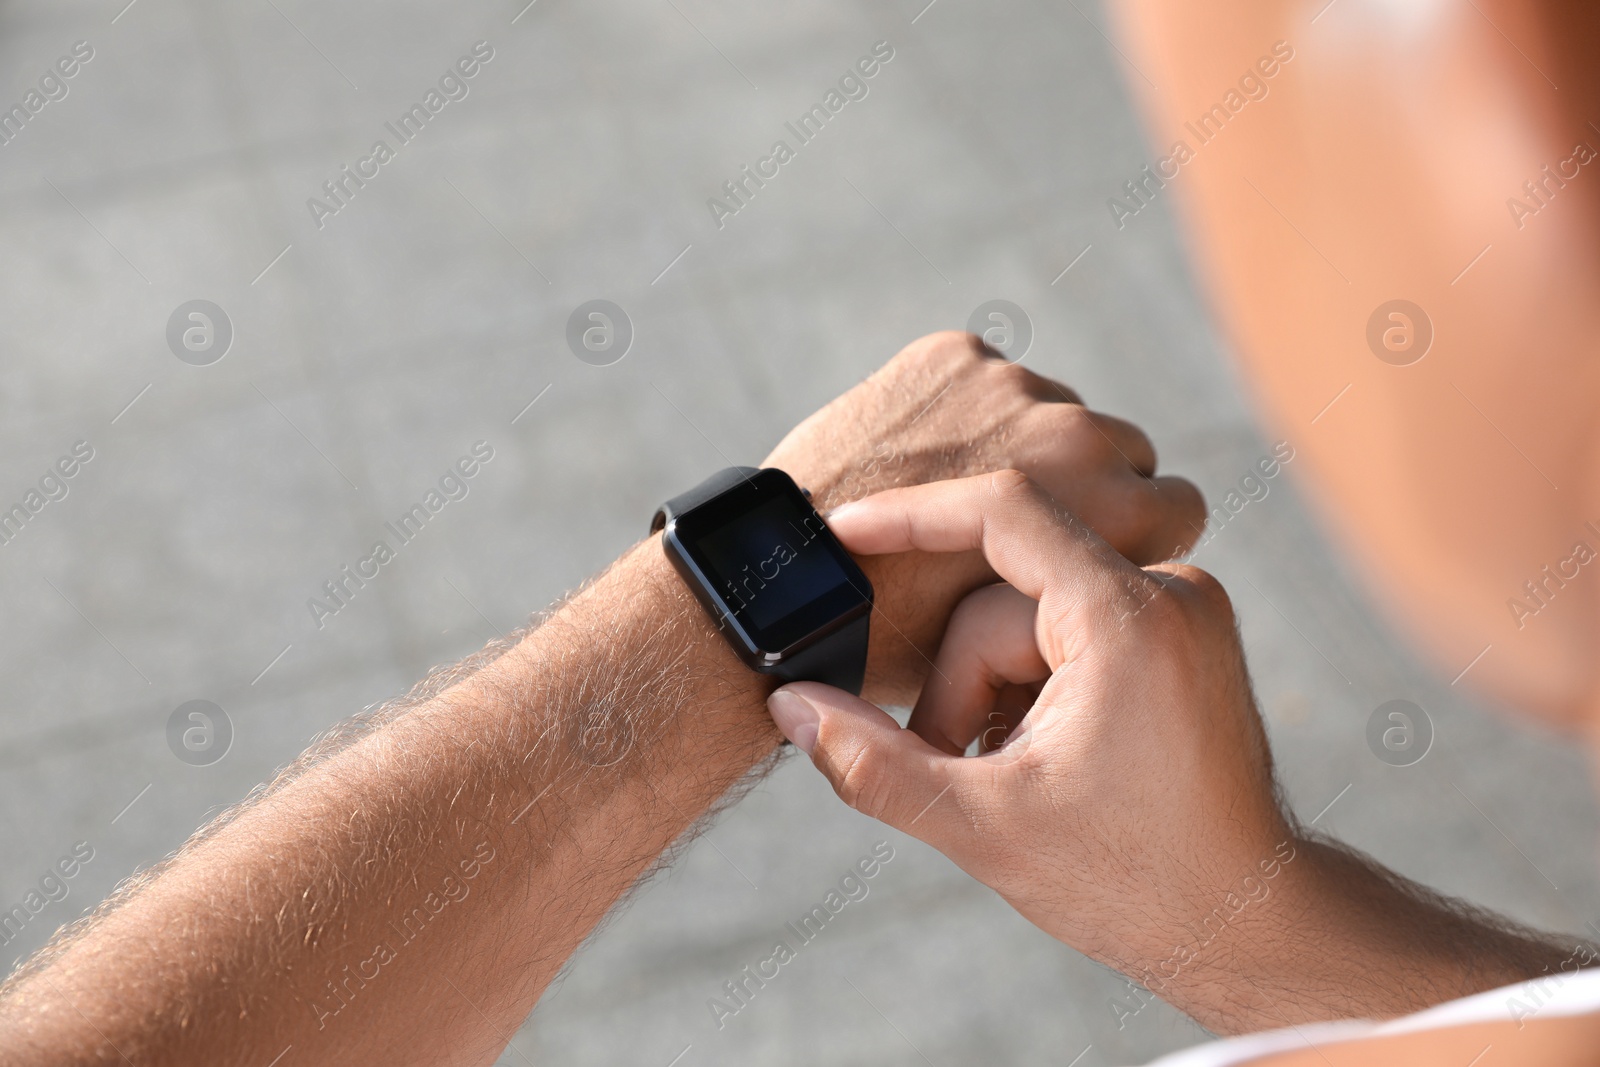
[665,469,871,658]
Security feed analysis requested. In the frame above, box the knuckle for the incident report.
[1171,562,1230,602]
[902,329,985,369]
[831,741,895,821]
[1124,423,1157,465]
[1154,478,1210,560]
[1054,405,1110,455]
[1116,567,1243,676]
[989,361,1065,412]
[1169,476,1208,524]
[947,583,1025,645]
[962,580,1018,617]
[1127,576,1187,636]
[1003,362,1080,405]
[987,468,1038,501]
[1057,402,1095,430]
[1120,479,1164,535]
[947,591,989,634]
[1163,564,1237,624]
[947,329,990,358]
[1035,372,1085,406]
[989,355,1036,382]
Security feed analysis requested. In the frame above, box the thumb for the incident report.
[769,681,960,835]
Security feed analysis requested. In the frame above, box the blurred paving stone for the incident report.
[0,0,1594,1064]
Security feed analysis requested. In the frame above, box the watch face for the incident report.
[670,469,872,657]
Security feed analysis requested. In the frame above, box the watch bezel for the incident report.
[660,468,873,667]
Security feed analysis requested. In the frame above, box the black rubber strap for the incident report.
[650,466,761,534]
[766,611,869,695]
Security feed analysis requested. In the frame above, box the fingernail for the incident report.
[768,690,820,755]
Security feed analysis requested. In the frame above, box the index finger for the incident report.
[825,470,1143,605]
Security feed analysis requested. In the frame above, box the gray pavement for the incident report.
[0,0,1595,1064]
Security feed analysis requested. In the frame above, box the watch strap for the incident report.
[650,466,761,534]
[767,611,870,695]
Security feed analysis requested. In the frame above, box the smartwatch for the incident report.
[651,467,874,694]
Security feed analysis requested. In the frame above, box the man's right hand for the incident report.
[765,472,1588,1035]
[769,472,1294,1011]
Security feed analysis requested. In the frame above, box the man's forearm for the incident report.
[1149,834,1593,1035]
[0,541,776,1066]
[0,335,1225,1059]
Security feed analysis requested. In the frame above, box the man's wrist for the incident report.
[626,534,780,706]
[504,537,782,765]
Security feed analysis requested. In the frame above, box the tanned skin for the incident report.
[0,333,1202,1065]
[774,474,1596,1049]
[0,334,1589,1065]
